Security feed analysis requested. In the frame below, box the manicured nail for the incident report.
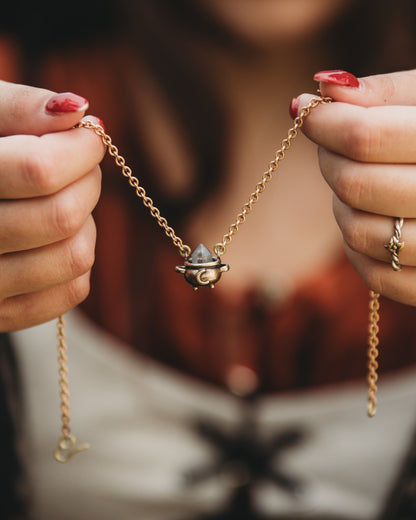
[313,70,359,88]
[289,97,299,119]
[46,92,89,114]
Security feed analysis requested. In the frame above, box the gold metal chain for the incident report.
[78,97,332,258]
[367,291,380,417]
[54,95,382,461]
[54,315,90,462]
[213,96,332,256]
[77,121,192,259]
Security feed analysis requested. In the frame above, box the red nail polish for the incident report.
[46,92,89,114]
[313,70,359,88]
[289,97,299,119]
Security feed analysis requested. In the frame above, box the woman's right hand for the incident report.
[0,80,105,331]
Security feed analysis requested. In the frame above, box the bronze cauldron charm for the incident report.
[175,244,229,290]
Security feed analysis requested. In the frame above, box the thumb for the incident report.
[0,80,89,137]
[313,68,416,107]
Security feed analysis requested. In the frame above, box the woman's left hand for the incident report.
[297,69,416,306]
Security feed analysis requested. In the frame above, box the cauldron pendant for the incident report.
[176,244,229,290]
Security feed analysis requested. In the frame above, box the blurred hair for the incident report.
[2,0,416,73]
[2,0,416,222]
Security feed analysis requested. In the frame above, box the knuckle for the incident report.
[0,295,43,332]
[332,170,351,203]
[0,299,17,332]
[332,165,364,208]
[335,203,370,255]
[344,119,380,163]
[361,264,384,295]
[66,274,91,307]
[22,139,59,194]
[368,273,416,306]
[51,190,84,237]
[340,219,364,253]
[93,164,103,187]
[66,226,96,277]
[88,166,103,204]
[317,146,331,182]
[344,244,383,293]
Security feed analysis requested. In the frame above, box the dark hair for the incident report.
[3,0,416,72]
[327,0,416,75]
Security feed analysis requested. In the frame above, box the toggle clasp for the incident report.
[54,435,90,463]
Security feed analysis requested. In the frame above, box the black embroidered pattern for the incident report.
[184,410,306,520]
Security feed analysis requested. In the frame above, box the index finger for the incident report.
[0,80,89,136]
[0,116,106,198]
[314,69,416,108]
[298,95,416,164]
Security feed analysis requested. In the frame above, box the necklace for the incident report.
[53,96,381,463]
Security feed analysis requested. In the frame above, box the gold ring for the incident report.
[384,217,404,271]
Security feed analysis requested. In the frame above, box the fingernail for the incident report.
[313,70,360,88]
[46,92,89,114]
[289,97,299,119]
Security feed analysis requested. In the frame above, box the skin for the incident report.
[200,0,355,44]
[0,80,104,330]
[299,69,416,305]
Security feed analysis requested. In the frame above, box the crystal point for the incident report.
[190,243,214,264]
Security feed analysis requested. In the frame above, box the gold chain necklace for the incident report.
[53,96,381,463]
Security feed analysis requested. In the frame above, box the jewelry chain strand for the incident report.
[57,315,70,440]
[213,97,332,256]
[54,315,90,462]
[77,123,192,258]
[54,95,381,461]
[367,291,380,417]
[77,97,331,258]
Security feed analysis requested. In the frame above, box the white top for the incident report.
[12,310,416,520]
